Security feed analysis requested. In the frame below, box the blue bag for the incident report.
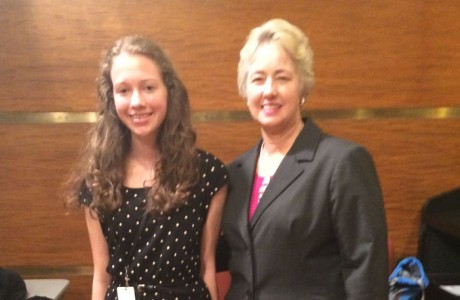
[389,257,429,300]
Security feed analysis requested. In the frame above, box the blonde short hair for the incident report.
[237,18,314,99]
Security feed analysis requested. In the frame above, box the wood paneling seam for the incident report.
[1,107,460,124]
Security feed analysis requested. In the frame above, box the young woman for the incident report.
[66,35,228,300]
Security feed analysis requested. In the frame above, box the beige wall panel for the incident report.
[1,0,459,111]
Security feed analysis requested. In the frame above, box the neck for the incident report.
[124,136,160,188]
[129,136,159,162]
[261,119,304,156]
[257,120,304,177]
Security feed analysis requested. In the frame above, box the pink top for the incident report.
[249,174,271,220]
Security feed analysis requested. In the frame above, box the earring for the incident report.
[301,98,305,105]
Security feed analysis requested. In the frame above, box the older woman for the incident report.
[220,19,388,299]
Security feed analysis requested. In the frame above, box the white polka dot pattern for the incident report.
[80,150,228,299]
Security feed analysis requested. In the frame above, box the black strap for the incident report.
[124,212,149,286]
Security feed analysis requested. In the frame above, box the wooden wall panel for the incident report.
[1,0,459,111]
[1,0,459,297]
[314,118,460,256]
[22,275,92,300]
[196,118,460,258]
[61,276,91,300]
[195,121,261,164]
[0,125,92,266]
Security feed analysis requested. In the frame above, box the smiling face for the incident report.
[111,52,168,144]
[245,42,303,134]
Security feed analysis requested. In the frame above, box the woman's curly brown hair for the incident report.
[65,35,199,216]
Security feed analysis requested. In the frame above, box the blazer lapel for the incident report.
[249,120,322,229]
[249,154,304,229]
[232,144,261,231]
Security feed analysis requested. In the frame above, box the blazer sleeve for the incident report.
[330,145,389,300]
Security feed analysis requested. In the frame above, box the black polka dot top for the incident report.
[80,150,228,300]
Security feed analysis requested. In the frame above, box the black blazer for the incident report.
[220,119,388,300]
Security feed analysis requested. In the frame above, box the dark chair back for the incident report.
[418,187,460,299]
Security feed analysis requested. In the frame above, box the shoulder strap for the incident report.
[124,212,149,286]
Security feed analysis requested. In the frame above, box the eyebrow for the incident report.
[249,69,293,76]
[113,78,159,85]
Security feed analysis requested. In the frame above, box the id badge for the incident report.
[117,286,136,300]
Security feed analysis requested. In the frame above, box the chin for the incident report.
[257,116,279,125]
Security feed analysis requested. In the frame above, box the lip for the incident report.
[261,103,281,115]
[130,112,153,123]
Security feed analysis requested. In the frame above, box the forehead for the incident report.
[248,42,296,74]
[111,52,162,80]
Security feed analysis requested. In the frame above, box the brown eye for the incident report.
[115,87,129,96]
[145,85,155,92]
[276,75,290,82]
[251,77,264,84]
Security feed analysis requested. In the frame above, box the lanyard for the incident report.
[124,212,149,287]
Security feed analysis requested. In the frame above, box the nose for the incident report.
[130,89,145,107]
[263,78,277,98]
